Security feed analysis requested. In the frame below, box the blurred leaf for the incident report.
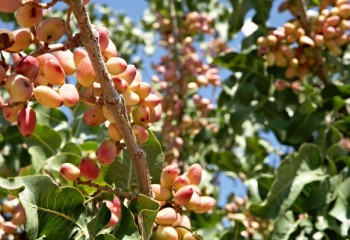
[249,144,328,219]
[0,176,86,239]
[25,124,62,157]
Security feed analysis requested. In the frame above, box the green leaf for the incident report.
[129,195,160,240]
[271,211,306,240]
[105,130,164,189]
[34,104,69,130]
[113,203,140,239]
[25,124,62,157]
[0,176,86,239]
[329,177,350,223]
[96,234,117,240]
[228,0,255,36]
[28,146,47,173]
[249,144,328,219]
[87,203,111,238]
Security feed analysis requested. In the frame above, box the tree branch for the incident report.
[296,0,328,85]
[62,0,151,196]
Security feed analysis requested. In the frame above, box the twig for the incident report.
[77,180,135,200]
[62,0,152,197]
[168,0,186,167]
[296,0,328,85]
[29,35,80,57]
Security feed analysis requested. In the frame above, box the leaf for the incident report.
[0,176,86,239]
[228,0,255,36]
[34,104,69,130]
[249,144,328,219]
[298,143,323,170]
[271,211,303,240]
[87,203,111,238]
[28,146,47,173]
[329,177,350,223]
[129,195,160,240]
[105,130,164,189]
[113,203,140,239]
[96,234,117,240]
[25,124,62,157]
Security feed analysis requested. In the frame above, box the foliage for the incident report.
[0,0,350,239]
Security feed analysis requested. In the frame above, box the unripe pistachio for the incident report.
[256,36,266,46]
[138,93,161,109]
[3,100,24,123]
[339,4,350,18]
[185,163,202,186]
[37,17,65,43]
[103,39,118,59]
[173,214,192,237]
[77,57,97,87]
[160,164,180,187]
[284,22,296,35]
[173,175,191,191]
[34,86,63,108]
[193,196,216,213]
[6,29,33,52]
[2,221,17,234]
[136,82,152,100]
[54,50,76,75]
[151,184,171,201]
[79,158,100,181]
[17,107,36,137]
[128,78,141,92]
[155,207,178,225]
[15,4,43,28]
[73,48,88,67]
[96,140,117,165]
[132,105,150,127]
[123,90,140,106]
[60,163,81,181]
[96,26,109,52]
[149,103,162,124]
[326,15,341,27]
[36,53,58,73]
[106,57,127,75]
[183,232,197,240]
[108,123,123,141]
[83,106,106,126]
[154,225,178,240]
[14,55,39,81]
[58,84,79,107]
[5,74,33,102]
[43,59,66,85]
[299,36,315,47]
[0,0,21,12]
[112,77,129,93]
[117,64,137,84]
[132,124,149,144]
[266,35,277,46]
[185,192,201,210]
[12,204,26,225]
[174,185,194,206]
